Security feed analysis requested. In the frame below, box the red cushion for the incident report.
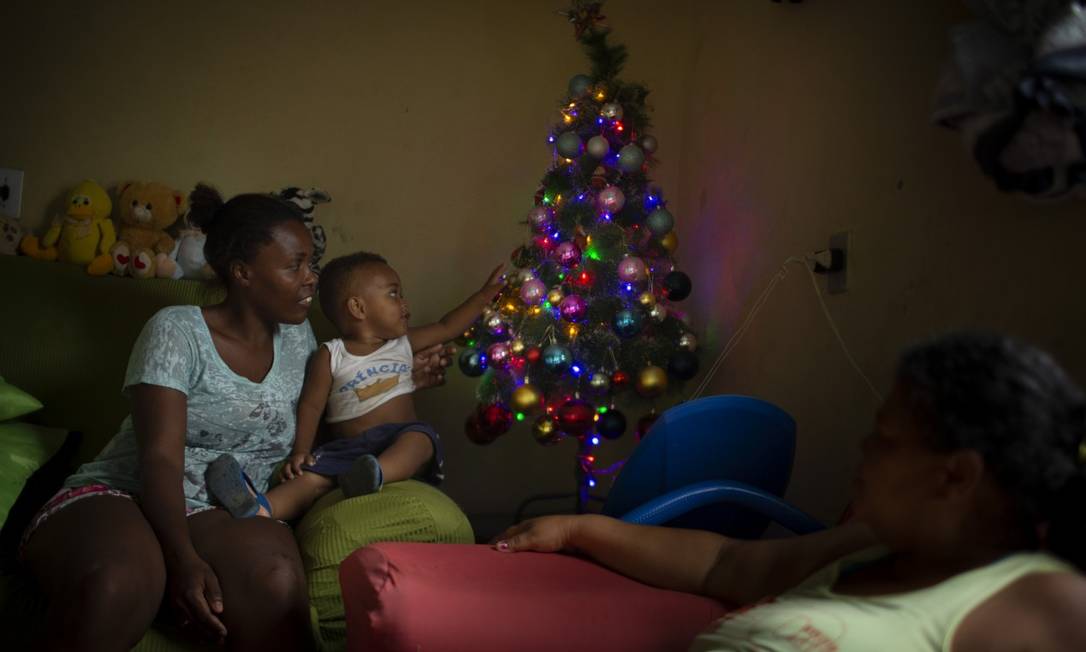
[340,542,730,652]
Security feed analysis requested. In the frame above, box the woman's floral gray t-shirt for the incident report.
[65,305,317,509]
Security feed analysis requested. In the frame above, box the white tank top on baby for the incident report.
[325,336,415,423]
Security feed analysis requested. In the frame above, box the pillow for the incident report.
[0,376,43,422]
[0,422,67,526]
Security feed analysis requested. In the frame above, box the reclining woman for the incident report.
[20,184,453,651]
[496,333,1086,651]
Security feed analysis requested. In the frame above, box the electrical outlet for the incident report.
[0,169,24,219]
[827,231,850,294]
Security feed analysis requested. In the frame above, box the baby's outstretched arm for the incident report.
[282,346,333,481]
[408,263,505,352]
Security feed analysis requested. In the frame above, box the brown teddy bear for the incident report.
[110,181,185,279]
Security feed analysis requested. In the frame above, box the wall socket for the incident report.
[827,230,850,294]
[0,169,24,219]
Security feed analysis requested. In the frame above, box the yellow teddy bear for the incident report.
[20,180,116,275]
[110,181,185,279]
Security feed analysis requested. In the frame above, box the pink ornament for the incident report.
[559,294,588,322]
[553,241,582,268]
[617,256,648,282]
[527,206,553,233]
[596,186,626,214]
[487,342,512,368]
[519,278,547,304]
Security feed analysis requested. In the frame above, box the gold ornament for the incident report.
[678,332,698,352]
[588,372,611,393]
[510,339,527,355]
[636,365,668,398]
[532,415,562,446]
[511,384,544,413]
[660,231,678,253]
[649,304,668,322]
[637,292,656,308]
[547,288,564,305]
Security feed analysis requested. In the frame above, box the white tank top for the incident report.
[324,336,415,423]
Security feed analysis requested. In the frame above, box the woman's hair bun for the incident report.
[187,183,226,232]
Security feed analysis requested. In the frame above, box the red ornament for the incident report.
[526,347,542,364]
[635,412,659,440]
[611,370,630,388]
[479,403,513,437]
[557,399,596,436]
[464,412,500,445]
[572,269,595,288]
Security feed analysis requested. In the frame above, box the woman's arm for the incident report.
[132,383,227,641]
[495,515,875,605]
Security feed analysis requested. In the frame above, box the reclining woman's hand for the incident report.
[491,515,582,553]
[412,343,455,389]
[167,552,228,644]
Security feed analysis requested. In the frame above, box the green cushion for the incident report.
[0,376,43,422]
[296,480,474,648]
[0,422,66,525]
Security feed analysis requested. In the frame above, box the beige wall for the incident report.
[676,0,1086,524]
[5,0,1084,535]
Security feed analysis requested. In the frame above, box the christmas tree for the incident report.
[458,0,699,509]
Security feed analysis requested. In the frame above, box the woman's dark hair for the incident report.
[187,183,307,282]
[897,332,1086,568]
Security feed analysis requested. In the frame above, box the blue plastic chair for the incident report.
[601,395,824,538]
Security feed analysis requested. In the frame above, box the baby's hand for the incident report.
[481,263,507,294]
[280,451,316,482]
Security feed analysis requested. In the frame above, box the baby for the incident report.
[208,251,504,520]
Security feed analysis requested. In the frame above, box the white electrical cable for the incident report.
[688,256,883,403]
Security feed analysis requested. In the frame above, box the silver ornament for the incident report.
[556,132,583,158]
[649,304,668,322]
[617,144,645,172]
[641,135,658,153]
[600,102,623,120]
[586,135,610,159]
[568,74,593,97]
[588,372,611,393]
[678,332,698,351]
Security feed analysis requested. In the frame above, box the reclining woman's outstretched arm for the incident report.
[494,514,876,605]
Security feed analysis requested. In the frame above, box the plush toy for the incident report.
[1,216,23,256]
[273,187,329,270]
[168,210,214,280]
[19,180,115,275]
[110,182,185,279]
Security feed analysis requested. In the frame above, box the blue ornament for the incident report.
[617,144,645,172]
[458,348,487,377]
[568,74,593,97]
[613,308,645,338]
[542,343,573,373]
[556,132,583,158]
[646,208,674,236]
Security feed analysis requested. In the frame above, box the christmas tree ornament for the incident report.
[596,185,625,213]
[479,403,513,437]
[590,166,609,190]
[678,332,698,352]
[526,347,542,365]
[612,308,644,338]
[636,412,660,440]
[458,349,487,377]
[640,135,658,154]
[556,131,583,158]
[557,398,596,436]
[511,383,544,413]
[617,255,648,282]
[547,287,565,305]
[662,270,692,301]
[617,144,645,172]
[568,73,593,97]
[465,412,500,445]
[527,206,554,233]
[559,294,588,322]
[514,268,536,285]
[572,269,595,288]
[600,102,623,120]
[520,278,547,304]
[586,135,610,159]
[668,350,699,380]
[645,208,674,236]
[542,343,573,373]
[553,241,582,267]
[637,291,656,308]
[612,370,630,388]
[588,372,611,393]
[485,313,509,337]
[649,304,668,322]
[487,342,512,369]
[660,230,678,253]
[636,365,668,397]
[597,409,627,439]
[454,328,475,346]
[510,338,527,355]
[532,415,562,446]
